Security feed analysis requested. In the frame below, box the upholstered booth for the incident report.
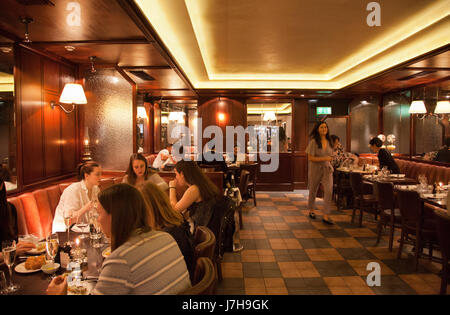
[7,176,125,239]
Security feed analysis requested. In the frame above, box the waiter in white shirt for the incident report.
[152,143,176,170]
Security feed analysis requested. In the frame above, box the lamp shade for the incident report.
[263,111,276,121]
[137,106,148,119]
[434,101,450,114]
[59,83,87,104]
[408,100,426,114]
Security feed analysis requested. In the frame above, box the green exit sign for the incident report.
[316,107,332,115]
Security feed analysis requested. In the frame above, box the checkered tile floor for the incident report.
[216,191,449,295]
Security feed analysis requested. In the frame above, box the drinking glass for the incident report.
[63,209,73,246]
[0,271,8,295]
[1,240,19,293]
[45,234,59,279]
[89,206,103,248]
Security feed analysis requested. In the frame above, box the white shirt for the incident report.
[152,149,174,169]
[52,180,99,233]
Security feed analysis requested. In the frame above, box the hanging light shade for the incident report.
[263,111,276,121]
[168,111,185,123]
[408,100,426,114]
[434,100,450,114]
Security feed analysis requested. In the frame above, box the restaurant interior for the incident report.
[0,0,449,295]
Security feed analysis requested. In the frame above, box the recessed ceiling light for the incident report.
[64,45,76,52]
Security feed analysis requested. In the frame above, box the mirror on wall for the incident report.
[0,44,17,191]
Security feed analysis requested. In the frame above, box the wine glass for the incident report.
[45,234,59,279]
[63,209,73,246]
[1,240,19,293]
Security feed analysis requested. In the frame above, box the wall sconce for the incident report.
[263,111,276,122]
[218,112,226,122]
[50,83,87,114]
[137,106,148,120]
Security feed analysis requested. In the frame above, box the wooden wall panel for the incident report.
[293,99,309,189]
[20,49,44,184]
[43,92,61,177]
[16,46,78,189]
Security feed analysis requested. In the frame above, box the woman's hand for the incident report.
[46,276,68,295]
[169,179,177,189]
[16,242,36,255]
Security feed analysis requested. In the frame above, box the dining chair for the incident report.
[237,170,250,228]
[240,163,258,206]
[349,172,378,227]
[194,226,216,263]
[432,208,450,295]
[396,190,439,271]
[178,257,216,295]
[373,181,402,251]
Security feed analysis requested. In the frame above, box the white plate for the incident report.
[26,242,46,254]
[423,193,446,199]
[102,247,111,258]
[71,224,90,233]
[389,174,406,178]
[14,262,41,273]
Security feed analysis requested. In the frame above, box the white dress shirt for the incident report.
[52,180,100,233]
[152,149,173,169]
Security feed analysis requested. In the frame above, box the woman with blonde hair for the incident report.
[123,153,168,191]
[139,182,195,279]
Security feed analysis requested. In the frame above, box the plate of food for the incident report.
[15,255,47,273]
[102,247,111,258]
[26,242,46,254]
[68,280,90,295]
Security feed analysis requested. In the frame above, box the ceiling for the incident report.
[135,0,449,90]
[0,0,448,99]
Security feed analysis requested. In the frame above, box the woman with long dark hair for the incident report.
[47,183,191,295]
[306,121,334,224]
[139,182,195,279]
[169,160,219,230]
[52,161,102,233]
[0,178,35,262]
[123,153,168,191]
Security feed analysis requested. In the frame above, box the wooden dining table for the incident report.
[2,232,107,295]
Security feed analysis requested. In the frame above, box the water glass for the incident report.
[63,209,73,245]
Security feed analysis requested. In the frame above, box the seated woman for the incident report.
[0,179,36,262]
[52,161,102,233]
[169,160,220,231]
[330,135,359,168]
[122,153,168,191]
[139,182,195,280]
[47,183,191,295]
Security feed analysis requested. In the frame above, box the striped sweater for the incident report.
[92,230,192,295]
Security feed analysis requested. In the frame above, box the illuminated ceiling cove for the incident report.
[135,0,450,90]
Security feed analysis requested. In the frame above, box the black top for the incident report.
[188,199,216,228]
[378,148,400,174]
[435,147,450,164]
[163,220,195,281]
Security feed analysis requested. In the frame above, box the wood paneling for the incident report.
[256,153,294,191]
[292,99,309,188]
[20,48,44,184]
[43,92,61,177]
[17,46,78,188]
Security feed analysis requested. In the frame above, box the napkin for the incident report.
[71,224,90,233]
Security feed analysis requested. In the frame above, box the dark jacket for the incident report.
[378,148,400,174]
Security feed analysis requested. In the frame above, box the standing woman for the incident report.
[168,160,219,231]
[122,153,168,191]
[306,121,334,224]
[52,161,102,233]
